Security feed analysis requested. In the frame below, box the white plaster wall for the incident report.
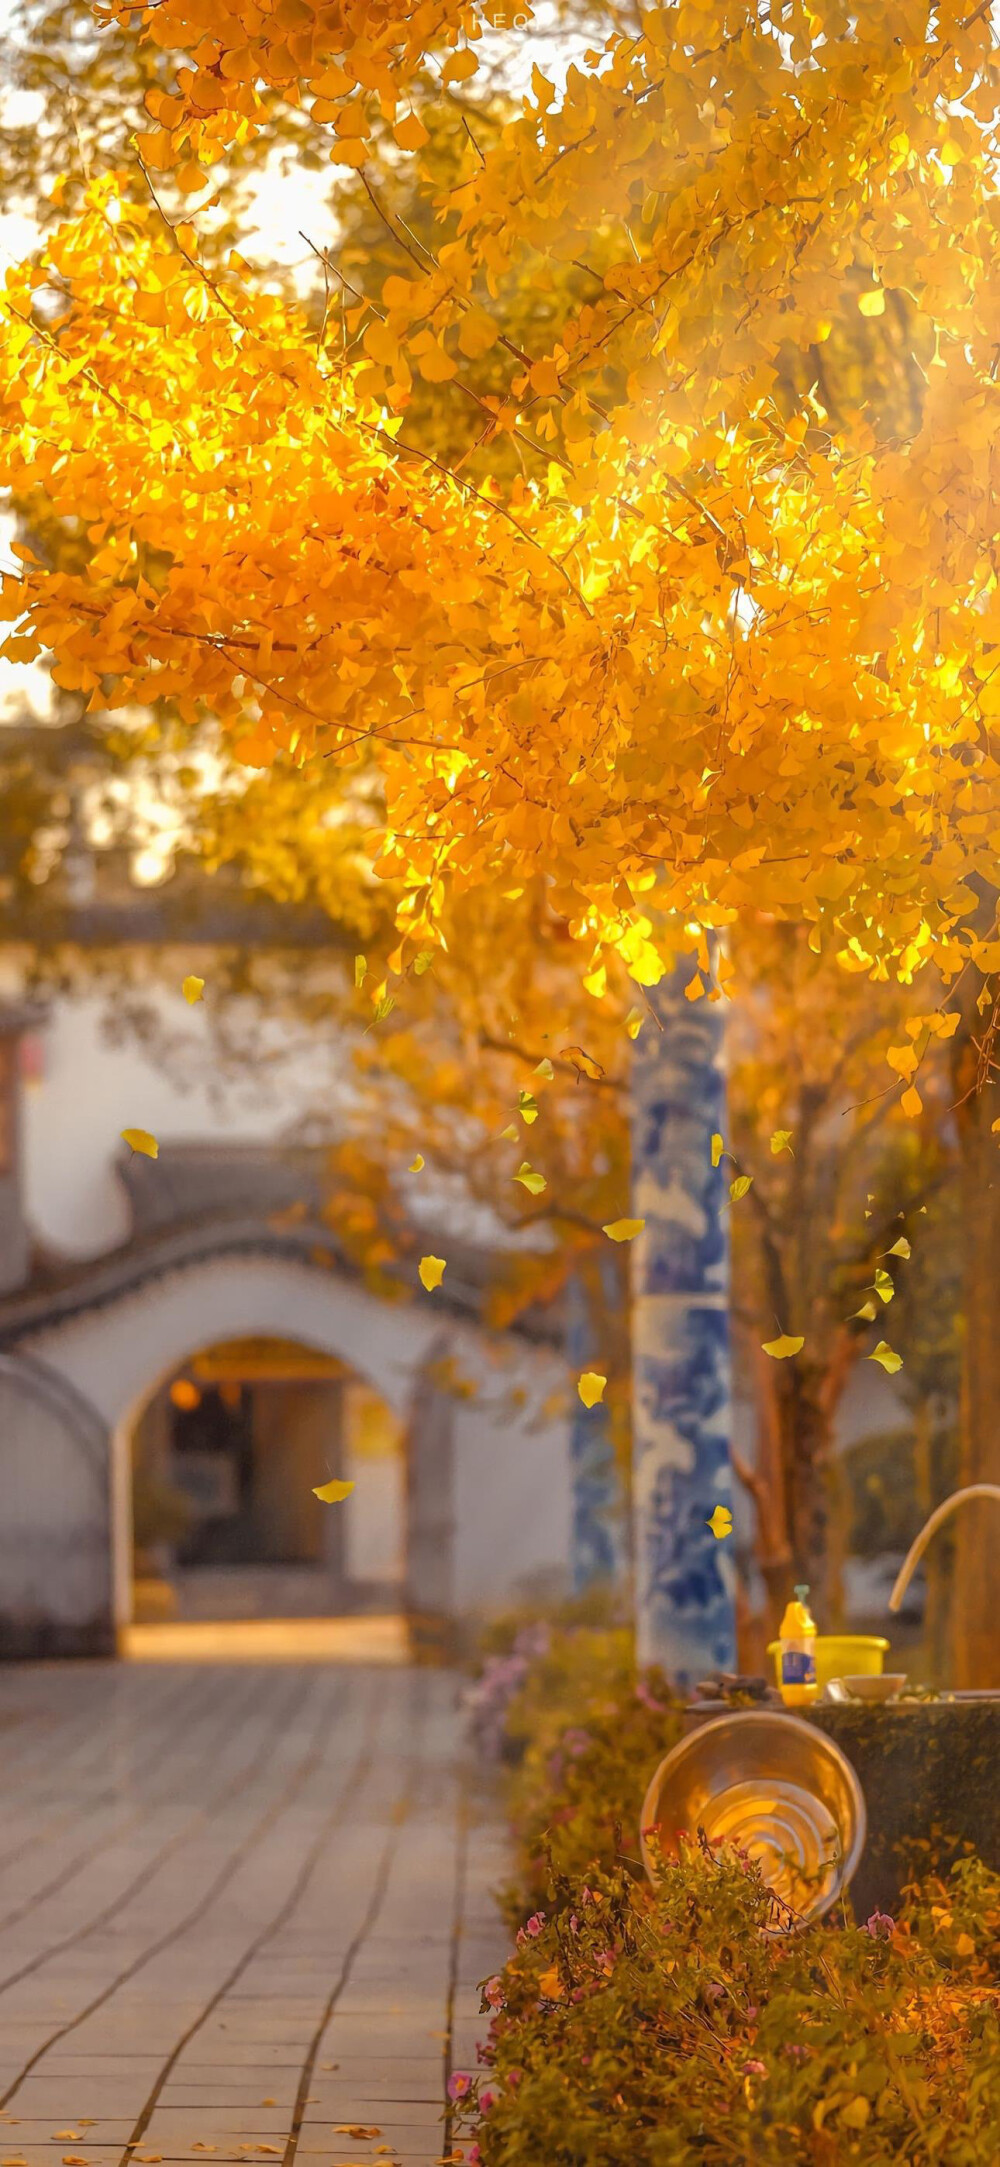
[18,1252,573,1620]
[18,988,350,1258]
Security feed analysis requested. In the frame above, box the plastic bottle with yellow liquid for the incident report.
[778,1584,818,1707]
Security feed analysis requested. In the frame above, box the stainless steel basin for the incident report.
[640,1709,867,1928]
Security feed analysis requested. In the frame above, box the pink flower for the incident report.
[448,2071,473,2103]
[525,1911,546,1937]
[468,2150,481,2165]
[479,2088,498,2115]
[865,1910,895,1940]
[483,1975,506,2009]
[743,2059,767,2078]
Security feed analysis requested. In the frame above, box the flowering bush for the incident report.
[453,1843,1000,2164]
[457,1622,1000,2164]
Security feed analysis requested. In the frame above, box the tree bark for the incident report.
[951,948,1000,1687]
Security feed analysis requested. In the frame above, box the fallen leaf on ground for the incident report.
[577,1371,606,1408]
[191,2145,217,2152]
[312,1478,355,1504]
[602,1217,644,1242]
[121,1127,158,1158]
[333,2131,382,2143]
[419,1254,446,1291]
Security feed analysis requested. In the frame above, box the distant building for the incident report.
[0,843,572,1657]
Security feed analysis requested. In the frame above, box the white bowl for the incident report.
[836,1673,907,1702]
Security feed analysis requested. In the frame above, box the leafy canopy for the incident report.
[3,2,1000,988]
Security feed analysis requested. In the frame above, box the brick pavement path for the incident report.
[0,1660,508,2167]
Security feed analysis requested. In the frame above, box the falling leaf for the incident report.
[560,1045,605,1082]
[858,286,886,316]
[313,1477,355,1504]
[500,1122,519,1140]
[577,1371,607,1408]
[762,1334,804,1359]
[711,1132,724,1167]
[625,1006,645,1039]
[706,1504,733,1540]
[354,953,367,988]
[869,1340,903,1373]
[517,1090,539,1123]
[121,1127,158,1158]
[409,1154,425,1172]
[900,1084,922,1118]
[534,1055,555,1080]
[182,974,204,1004]
[885,1236,911,1258]
[770,1129,794,1155]
[602,1217,644,1242]
[729,1174,753,1201]
[513,1161,546,1194]
[852,1299,878,1322]
[419,1255,446,1291]
[373,994,395,1022]
[873,1266,894,1303]
[413,951,433,976]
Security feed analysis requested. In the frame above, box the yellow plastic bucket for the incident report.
[767,1634,889,1695]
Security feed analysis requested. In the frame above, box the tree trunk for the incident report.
[630,959,736,1685]
[951,960,1000,1687]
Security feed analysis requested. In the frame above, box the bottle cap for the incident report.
[794,1584,810,1600]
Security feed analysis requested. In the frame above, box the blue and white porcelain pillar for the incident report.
[566,1263,627,1593]
[630,961,736,1685]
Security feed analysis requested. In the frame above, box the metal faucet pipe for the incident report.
[888,1484,1000,1614]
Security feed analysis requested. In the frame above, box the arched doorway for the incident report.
[130,1334,406,1629]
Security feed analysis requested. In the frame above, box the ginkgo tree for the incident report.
[4,0,1000,1676]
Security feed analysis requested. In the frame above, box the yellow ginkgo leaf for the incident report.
[625,1007,645,1040]
[182,974,204,1004]
[500,1122,519,1141]
[513,1161,546,1194]
[706,1504,733,1540]
[577,1371,607,1408]
[884,1236,911,1259]
[517,1090,539,1123]
[711,1132,724,1167]
[900,1085,922,1118]
[869,1340,903,1374]
[762,1334,804,1359]
[354,953,367,988]
[770,1129,794,1155]
[312,1478,355,1504]
[409,1154,425,1172]
[534,1057,555,1080]
[852,1298,878,1322]
[602,1217,645,1242]
[418,1255,446,1291]
[873,1266,894,1303]
[729,1174,753,1201]
[560,1045,605,1082]
[858,286,886,316]
[121,1127,158,1159]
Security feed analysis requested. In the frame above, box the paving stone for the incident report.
[0,1660,506,2167]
